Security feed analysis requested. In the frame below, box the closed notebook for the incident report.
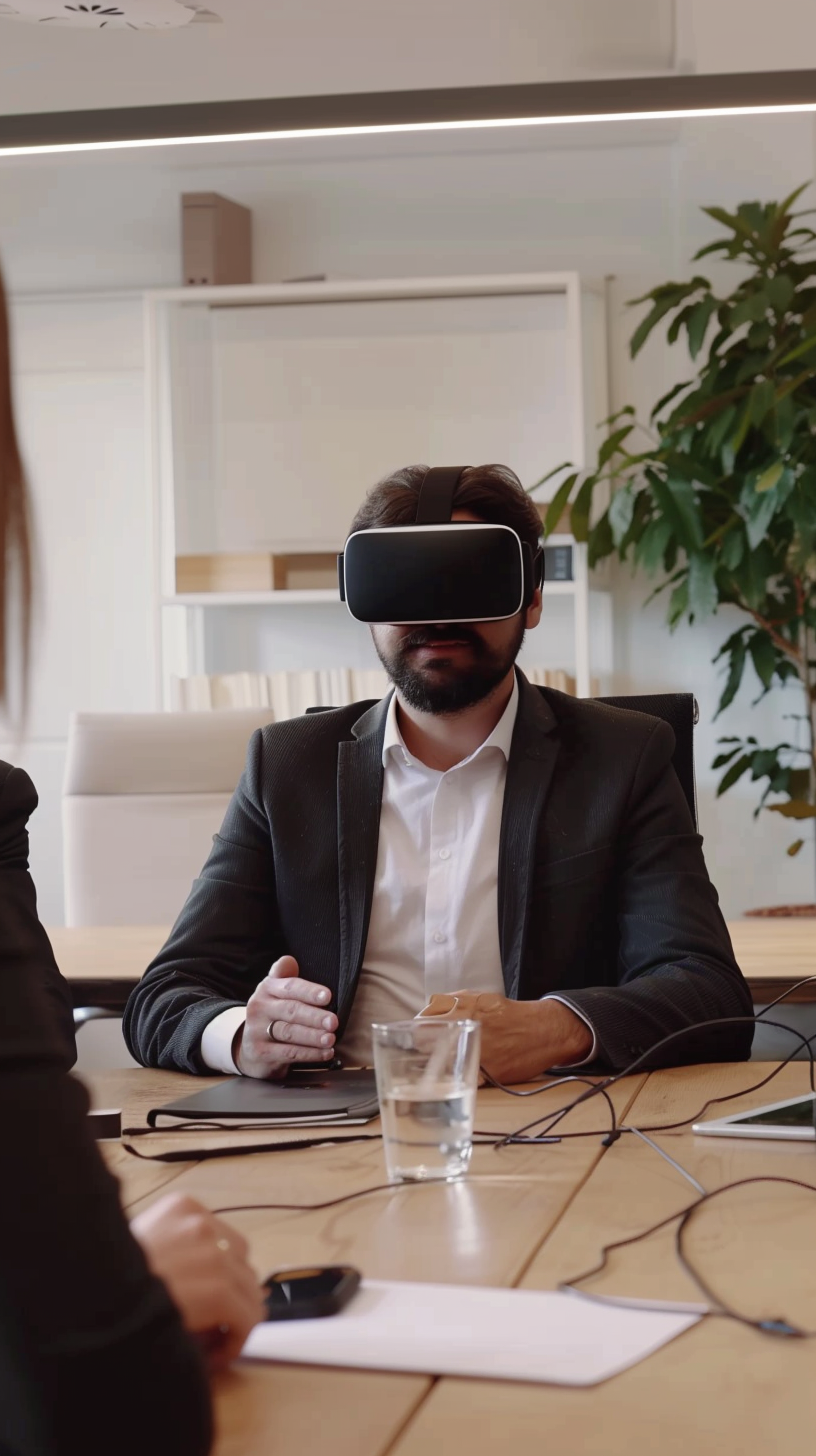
[147,1069,380,1128]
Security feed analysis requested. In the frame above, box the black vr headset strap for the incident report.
[339,466,467,600]
[414,466,468,524]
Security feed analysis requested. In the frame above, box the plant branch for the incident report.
[736,605,803,666]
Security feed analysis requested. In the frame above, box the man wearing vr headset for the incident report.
[125,464,752,1083]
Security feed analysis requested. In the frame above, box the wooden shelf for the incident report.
[163,580,582,609]
[164,590,341,607]
[148,276,607,702]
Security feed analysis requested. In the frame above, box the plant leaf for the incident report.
[635,517,673,574]
[754,460,785,493]
[748,632,778,690]
[569,475,595,543]
[787,839,805,856]
[597,424,635,468]
[748,379,776,428]
[711,746,744,769]
[667,578,689,628]
[716,754,753,795]
[729,292,770,328]
[649,474,704,552]
[740,479,782,550]
[716,635,747,715]
[540,472,579,537]
[608,486,636,547]
[720,527,744,570]
[528,460,573,490]
[587,512,614,568]
[687,553,718,620]
[767,800,816,819]
[628,280,710,358]
[776,333,816,367]
[767,273,795,312]
[686,295,718,359]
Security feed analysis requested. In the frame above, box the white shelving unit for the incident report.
[145,273,610,706]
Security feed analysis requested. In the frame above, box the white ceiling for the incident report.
[0,0,815,120]
[0,0,678,114]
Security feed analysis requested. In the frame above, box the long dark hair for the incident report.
[0,259,32,719]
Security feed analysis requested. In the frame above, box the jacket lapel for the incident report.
[499,672,560,999]
[335,694,390,1022]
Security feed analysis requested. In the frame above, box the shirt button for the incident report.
[433,931,447,944]
[438,848,451,860]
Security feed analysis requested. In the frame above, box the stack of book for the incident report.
[170,669,390,716]
[170,666,581,715]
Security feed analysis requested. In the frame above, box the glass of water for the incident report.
[371,1019,481,1183]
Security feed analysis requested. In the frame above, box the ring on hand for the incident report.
[266,1020,279,1042]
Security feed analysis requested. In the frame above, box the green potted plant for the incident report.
[536,186,816,911]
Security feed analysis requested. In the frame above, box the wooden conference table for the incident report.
[89,1059,816,1456]
[50,917,816,1010]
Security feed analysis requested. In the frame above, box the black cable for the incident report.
[561,1175,816,1339]
[213,1182,402,1215]
[757,973,816,1015]
[124,1132,383,1164]
[496,1016,816,1148]
[211,1168,551,1217]
[479,1067,594,1098]
[122,988,816,1160]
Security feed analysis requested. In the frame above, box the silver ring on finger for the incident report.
[266,1020,280,1042]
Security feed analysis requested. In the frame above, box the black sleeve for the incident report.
[560,720,755,1070]
[0,763,76,1067]
[0,775,212,1456]
[123,729,283,1072]
[0,1063,212,1456]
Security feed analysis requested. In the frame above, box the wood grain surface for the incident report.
[86,1065,647,1456]
[727,918,816,1002]
[48,919,816,1004]
[390,1062,816,1456]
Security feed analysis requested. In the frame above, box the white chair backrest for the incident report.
[62,709,272,927]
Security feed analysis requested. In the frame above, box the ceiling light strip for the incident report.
[2,71,816,158]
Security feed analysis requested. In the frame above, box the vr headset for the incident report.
[337,466,544,624]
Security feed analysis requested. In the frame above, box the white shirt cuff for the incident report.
[540,995,598,1067]
[200,1006,246,1075]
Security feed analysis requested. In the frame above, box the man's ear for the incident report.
[524,588,543,629]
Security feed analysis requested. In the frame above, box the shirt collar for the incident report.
[382,670,519,769]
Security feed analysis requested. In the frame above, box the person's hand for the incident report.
[131,1193,265,1367]
[234,955,338,1080]
[418,992,593,1085]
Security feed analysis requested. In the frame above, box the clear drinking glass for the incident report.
[371,1019,481,1183]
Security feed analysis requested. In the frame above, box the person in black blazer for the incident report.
[0,759,211,1456]
[0,763,75,1064]
[0,259,263,1456]
[124,465,753,1084]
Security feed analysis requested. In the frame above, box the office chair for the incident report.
[595,693,698,828]
[61,708,273,1072]
[306,692,699,828]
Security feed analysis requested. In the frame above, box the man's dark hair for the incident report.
[347,463,543,557]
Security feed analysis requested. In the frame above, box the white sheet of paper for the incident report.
[242,1279,702,1387]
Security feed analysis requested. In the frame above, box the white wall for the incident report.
[0,0,676,113]
[4,295,155,921]
[3,107,815,921]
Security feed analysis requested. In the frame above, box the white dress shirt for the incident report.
[201,677,596,1073]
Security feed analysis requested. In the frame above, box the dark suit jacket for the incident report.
[0,762,212,1456]
[0,763,75,1066]
[124,673,754,1074]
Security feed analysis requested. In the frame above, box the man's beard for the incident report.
[373,620,526,715]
